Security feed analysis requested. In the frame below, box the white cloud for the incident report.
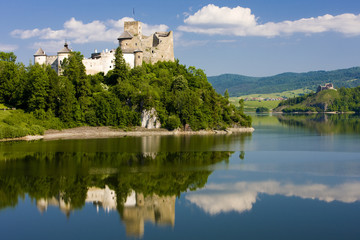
[11,17,169,48]
[186,180,360,215]
[142,23,169,35]
[32,40,66,53]
[0,43,18,52]
[216,39,236,43]
[178,4,360,37]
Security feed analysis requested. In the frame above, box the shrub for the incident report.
[165,115,181,130]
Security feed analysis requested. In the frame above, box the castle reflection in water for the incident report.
[36,185,175,238]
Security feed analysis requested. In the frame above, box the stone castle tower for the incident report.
[118,21,174,66]
[34,21,174,75]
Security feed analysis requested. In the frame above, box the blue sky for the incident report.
[1,0,360,76]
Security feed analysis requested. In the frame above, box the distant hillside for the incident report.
[208,67,360,97]
[275,86,360,113]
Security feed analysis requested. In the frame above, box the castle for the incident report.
[317,83,335,92]
[34,21,174,75]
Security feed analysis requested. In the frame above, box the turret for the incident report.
[34,48,47,65]
[57,42,72,75]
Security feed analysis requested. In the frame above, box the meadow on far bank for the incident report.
[229,88,313,111]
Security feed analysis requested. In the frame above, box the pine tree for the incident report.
[114,46,128,82]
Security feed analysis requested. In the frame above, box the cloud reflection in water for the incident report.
[186,181,360,215]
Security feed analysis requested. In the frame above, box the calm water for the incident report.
[1,113,360,239]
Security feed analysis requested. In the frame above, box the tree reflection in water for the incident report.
[276,113,360,134]
[0,151,233,237]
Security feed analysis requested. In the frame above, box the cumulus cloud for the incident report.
[178,4,360,37]
[0,43,18,52]
[11,17,169,46]
[186,180,360,215]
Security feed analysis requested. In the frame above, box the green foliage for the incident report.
[165,115,181,130]
[327,86,360,112]
[277,88,350,113]
[24,64,50,111]
[0,51,251,138]
[256,107,270,113]
[209,67,360,96]
[0,52,17,62]
[0,110,63,139]
[224,89,229,99]
[277,114,360,134]
[0,151,232,210]
[282,106,317,113]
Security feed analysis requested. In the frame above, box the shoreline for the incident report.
[0,126,255,142]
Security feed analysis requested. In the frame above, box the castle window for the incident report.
[138,56,140,59]
[109,66,112,68]
[152,50,154,53]
[135,43,137,46]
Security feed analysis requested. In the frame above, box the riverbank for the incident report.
[0,126,255,142]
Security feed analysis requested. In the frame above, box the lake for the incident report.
[1,113,360,239]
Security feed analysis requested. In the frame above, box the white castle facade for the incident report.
[34,21,174,75]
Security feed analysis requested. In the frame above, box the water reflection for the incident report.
[276,113,360,134]
[186,180,360,215]
[0,150,231,237]
[36,186,175,238]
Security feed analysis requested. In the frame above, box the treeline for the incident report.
[0,49,251,137]
[328,87,360,113]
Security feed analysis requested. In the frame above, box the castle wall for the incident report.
[34,56,47,65]
[83,50,115,75]
[45,55,58,73]
[123,53,135,68]
[122,193,176,237]
[134,51,143,67]
[121,38,142,52]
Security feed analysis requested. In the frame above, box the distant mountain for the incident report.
[208,67,360,97]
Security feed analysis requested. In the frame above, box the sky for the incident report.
[1,0,360,77]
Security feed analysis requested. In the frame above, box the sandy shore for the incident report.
[43,126,255,140]
[1,126,254,141]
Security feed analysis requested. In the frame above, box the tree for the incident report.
[238,99,244,112]
[24,64,49,111]
[0,52,16,63]
[62,52,91,122]
[114,46,129,82]
[57,76,76,123]
[62,52,90,99]
[224,89,229,99]
[0,60,21,105]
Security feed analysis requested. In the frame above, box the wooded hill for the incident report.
[208,67,360,96]
[275,86,360,113]
[0,49,251,139]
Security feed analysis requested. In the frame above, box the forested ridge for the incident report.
[0,49,251,139]
[208,67,360,96]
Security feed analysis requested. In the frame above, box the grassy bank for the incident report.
[0,110,63,139]
[229,88,313,112]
